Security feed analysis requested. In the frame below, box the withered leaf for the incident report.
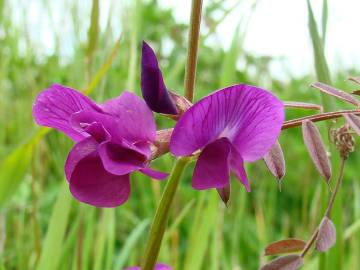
[352,90,360,96]
[264,238,306,256]
[302,120,332,182]
[217,184,230,206]
[284,101,323,111]
[316,217,336,252]
[260,255,303,270]
[348,76,360,85]
[343,113,360,136]
[311,82,360,107]
[263,141,286,180]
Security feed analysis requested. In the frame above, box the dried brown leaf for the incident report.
[263,141,286,180]
[352,90,360,96]
[343,113,360,136]
[302,120,332,181]
[260,255,303,270]
[348,76,360,85]
[311,82,360,107]
[284,101,323,111]
[316,217,336,252]
[264,239,306,256]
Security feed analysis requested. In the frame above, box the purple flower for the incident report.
[170,84,284,191]
[141,41,178,115]
[124,263,172,270]
[33,84,167,207]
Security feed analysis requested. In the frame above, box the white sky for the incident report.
[11,0,360,79]
[161,0,360,79]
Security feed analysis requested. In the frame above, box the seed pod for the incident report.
[316,217,336,252]
[284,101,323,111]
[263,141,286,181]
[264,239,306,256]
[348,76,360,85]
[311,82,360,107]
[260,255,303,270]
[344,113,360,136]
[302,120,332,182]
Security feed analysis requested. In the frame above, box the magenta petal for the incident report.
[101,91,156,142]
[83,122,110,143]
[192,138,231,190]
[32,84,101,141]
[140,167,168,180]
[141,41,178,115]
[65,137,98,181]
[170,84,284,161]
[69,153,130,207]
[230,146,251,192]
[98,141,147,175]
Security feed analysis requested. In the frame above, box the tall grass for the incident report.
[0,1,359,269]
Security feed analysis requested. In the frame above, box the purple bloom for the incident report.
[170,84,284,191]
[124,263,172,270]
[33,84,167,207]
[141,41,178,115]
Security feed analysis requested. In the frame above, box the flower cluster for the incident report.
[32,41,284,207]
[33,84,167,207]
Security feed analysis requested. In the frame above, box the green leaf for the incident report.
[36,182,72,270]
[322,0,328,44]
[306,0,331,86]
[184,191,218,270]
[87,0,99,59]
[0,129,48,209]
[114,219,150,269]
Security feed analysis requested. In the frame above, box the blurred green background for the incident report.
[0,0,359,269]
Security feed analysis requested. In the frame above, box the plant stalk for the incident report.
[141,157,189,270]
[300,157,346,258]
[184,0,203,102]
[282,109,360,130]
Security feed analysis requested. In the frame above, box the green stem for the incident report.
[141,157,190,270]
[184,0,203,102]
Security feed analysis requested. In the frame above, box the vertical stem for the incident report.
[324,157,346,218]
[141,2,203,268]
[184,0,203,102]
[300,157,346,258]
[141,158,189,270]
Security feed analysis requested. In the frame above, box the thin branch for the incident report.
[300,157,346,258]
[282,109,360,130]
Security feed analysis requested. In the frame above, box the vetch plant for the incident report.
[33,84,167,207]
[31,0,360,269]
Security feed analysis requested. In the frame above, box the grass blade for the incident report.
[36,182,72,270]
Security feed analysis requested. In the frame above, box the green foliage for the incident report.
[0,1,359,270]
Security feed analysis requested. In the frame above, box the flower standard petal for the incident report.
[69,153,131,208]
[32,84,102,141]
[141,41,178,115]
[192,138,231,189]
[170,84,284,159]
